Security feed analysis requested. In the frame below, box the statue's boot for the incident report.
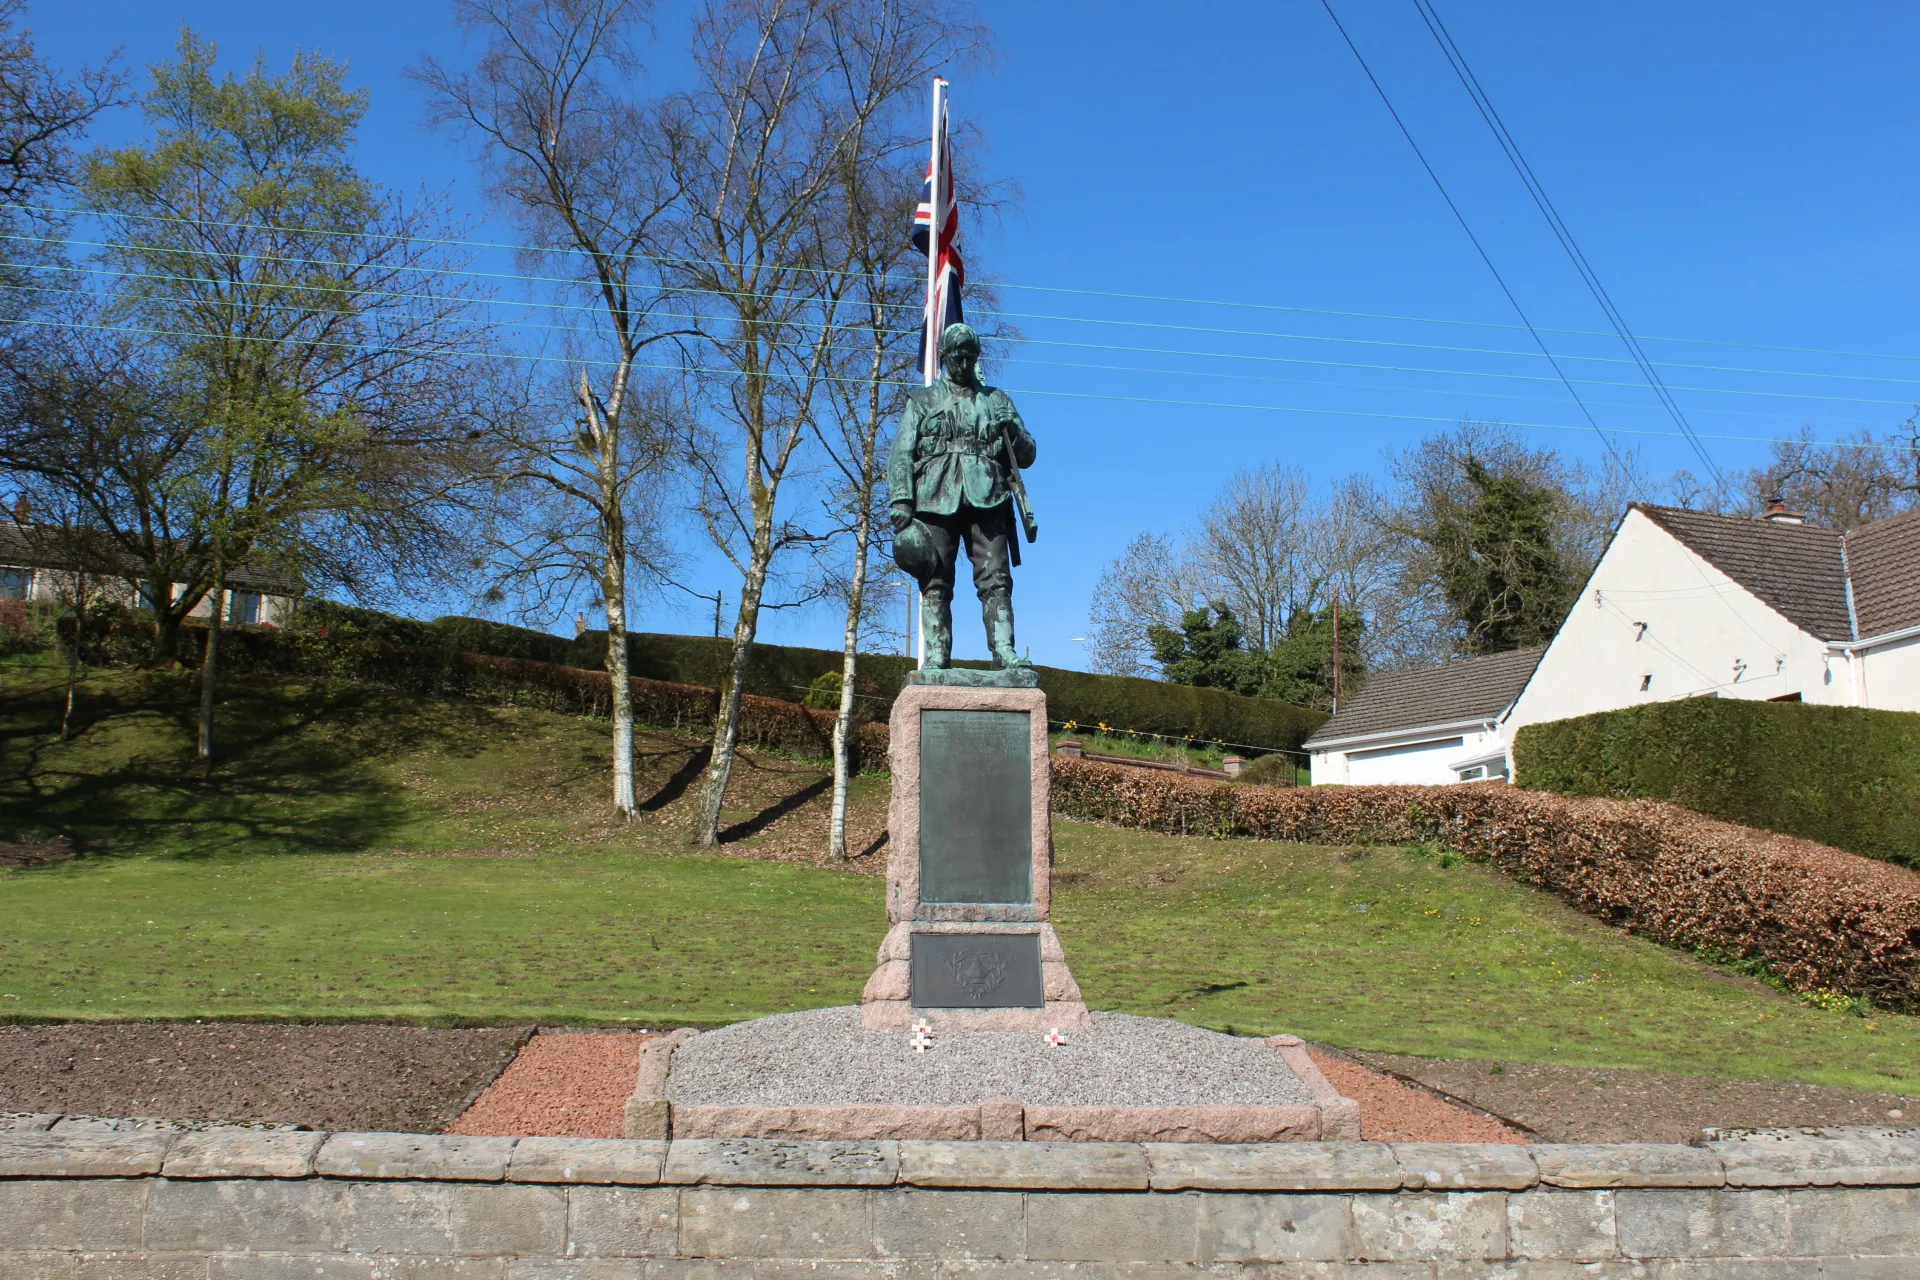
[983,592,1029,669]
[922,586,954,668]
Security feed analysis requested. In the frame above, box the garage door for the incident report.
[1345,736,1466,786]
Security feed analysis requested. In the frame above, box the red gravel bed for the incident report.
[445,1032,649,1138]
[1308,1049,1529,1143]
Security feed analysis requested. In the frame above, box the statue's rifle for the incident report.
[999,420,1039,543]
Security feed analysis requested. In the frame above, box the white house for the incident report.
[1304,645,1545,785]
[1306,501,1920,785]
[0,522,296,627]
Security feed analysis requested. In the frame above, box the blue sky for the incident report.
[32,1,1920,667]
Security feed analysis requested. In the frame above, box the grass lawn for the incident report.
[3,654,1917,1092]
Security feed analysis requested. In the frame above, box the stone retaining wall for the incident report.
[5,1127,1920,1276]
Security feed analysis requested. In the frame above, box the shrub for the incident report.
[0,600,57,656]
[803,671,843,709]
[1050,757,1920,1011]
[1233,753,1301,787]
[296,599,431,647]
[1513,699,1920,869]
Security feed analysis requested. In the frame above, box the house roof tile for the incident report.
[1844,508,1920,638]
[1303,644,1547,748]
[1630,503,1854,641]
[0,523,295,594]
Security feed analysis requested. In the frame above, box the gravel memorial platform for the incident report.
[669,1008,1315,1109]
[631,1006,1357,1143]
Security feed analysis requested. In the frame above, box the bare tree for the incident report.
[1749,420,1920,530]
[1189,464,1311,653]
[0,0,126,323]
[416,0,695,817]
[668,0,987,849]
[813,158,921,862]
[1085,531,1202,677]
[1089,471,1398,684]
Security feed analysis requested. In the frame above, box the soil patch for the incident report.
[0,836,81,869]
[0,1023,529,1133]
[1352,1049,1919,1144]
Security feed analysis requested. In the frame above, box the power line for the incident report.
[1409,0,1729,495]
[28,235,1920,391]
[22,262,1920,412]
[1316,0,1623,466]
[14,312,1917,457]
[21,200,1920,369]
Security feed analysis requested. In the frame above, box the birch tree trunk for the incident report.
[827,493,872,861]
[197,564,221,772]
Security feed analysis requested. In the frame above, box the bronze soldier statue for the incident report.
[888,322,1037,670]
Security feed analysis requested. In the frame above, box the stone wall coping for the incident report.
[6,1127,1920,1190]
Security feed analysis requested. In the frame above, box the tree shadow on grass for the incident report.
[0,670,525,862]
[716,776,832,844]
[638,741,710,813]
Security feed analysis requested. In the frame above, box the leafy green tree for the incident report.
[1426,455,1576,654]
[1147,604,1265,696]
[1260,604,1364,711]
[2,33,495,766]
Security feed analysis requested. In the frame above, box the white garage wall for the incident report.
[1345,735,1467,786]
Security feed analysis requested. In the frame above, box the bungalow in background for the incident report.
[1304,645,1544,786]
[0,521,297,627]
[1306,501,1920,786]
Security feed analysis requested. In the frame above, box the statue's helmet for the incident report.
[940,322,981,357]
[892,516,939,582]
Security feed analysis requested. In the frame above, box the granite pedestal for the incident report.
[860,676,1091,1032]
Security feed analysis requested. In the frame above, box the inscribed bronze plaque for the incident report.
[910,932,1044,1008]
[918,709,1032,904]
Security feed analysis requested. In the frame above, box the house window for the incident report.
[1639,674,1652,692]
[227,591,263,625]
[0,567,28,599]
[1457,765,1487,782]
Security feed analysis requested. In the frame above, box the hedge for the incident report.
[571,630,1327,755]
[1051,757,1920,1011]
[1512,699,1920,869]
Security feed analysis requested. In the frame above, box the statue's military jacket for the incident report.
[887,380,1036,517]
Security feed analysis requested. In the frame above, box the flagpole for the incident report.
[915,76,947,672]
[922,76,947,392]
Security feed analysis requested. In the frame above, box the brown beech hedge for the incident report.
[1052,756,1920,1011]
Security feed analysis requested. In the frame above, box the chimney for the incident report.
[9,495,26,524]
[1764,495,1803,525]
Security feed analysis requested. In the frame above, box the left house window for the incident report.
[0,567,29,599]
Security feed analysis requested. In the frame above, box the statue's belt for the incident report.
[917,444,1007,460]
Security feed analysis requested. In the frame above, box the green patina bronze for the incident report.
[888,322,1038,672]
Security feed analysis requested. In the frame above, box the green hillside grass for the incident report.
[2,653,1916,1092]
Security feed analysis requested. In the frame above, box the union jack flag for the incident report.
[912,79,964,383]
